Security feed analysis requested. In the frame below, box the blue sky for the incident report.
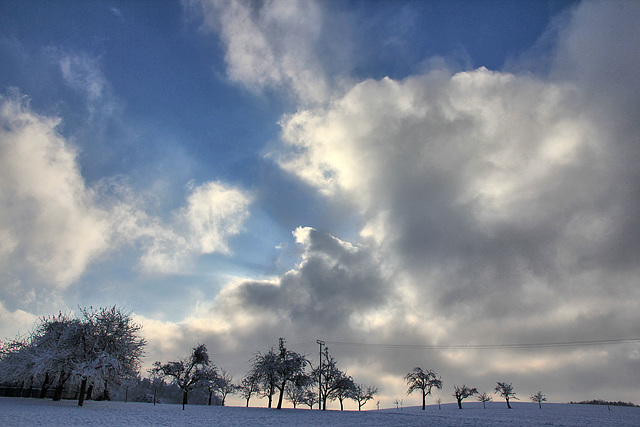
[2,0,639,407]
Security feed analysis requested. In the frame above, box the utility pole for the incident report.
[317,339,324,410]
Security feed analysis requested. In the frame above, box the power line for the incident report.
[324,338,640,350]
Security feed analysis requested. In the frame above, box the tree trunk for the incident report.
[246,397,250,407]
[53,373,66,401]
[103,379,111,401]
[78,378,87,406]
[538,401,541,409]
[86,384,93,401]
[339,398,344,411]
[27,378,34,398]
[39,373,50,399]
[422,392,426,410]
[276,381,286,409]
[506,398,511,409]
[182,389,188,410]
[457,398,462,409]
[208,391,212,406]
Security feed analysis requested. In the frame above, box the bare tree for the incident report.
[285,372,315,409]
[404,367,443,410]
[198,365,219,406]
[530,391,547,409]
[349,383,378,411]
[238,372,261,407]
[214,369,236,406]
[331,375,354,411]
[301,388,318,409]
[249,346,280,408]
[453,385,478,409]
[152,344,211,410]
[312,347,349,410]
[477,391,492,409]
[436,397,442,409]
[495,382,518,409]
[273,338,309,410]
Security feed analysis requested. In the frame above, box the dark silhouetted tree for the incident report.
[273,338,309,410]
[477,391,492,409]
[311,347,349,410]
[350,383,378,411]
[152,344,211,410]
[238,372,261,407]
[530,391,547,409]
[214,369,236,406]
[495,381,518,409]
[404,367,443,410]
[249,346,280,408]
[453,384,478,409]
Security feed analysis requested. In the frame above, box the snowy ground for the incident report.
[1,398,639,426]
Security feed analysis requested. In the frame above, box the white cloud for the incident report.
[0,95,252,287]
[190,0,328,103]
[0,95,110,287]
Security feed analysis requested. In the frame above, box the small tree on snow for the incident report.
[404,367,443,410]
[152,344,211,410]
[530,391,547,409]
[331,375,355,411]
[238,372,261,407]
[477,391,492,409]
[273,338,309,410]
[214,369,236,406]
[248,346,280,408]
[453,385,478,409]
[350,383,378,411]
[495,381,518,409]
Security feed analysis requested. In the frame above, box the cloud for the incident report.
[189,0,328,103]
[0,95,252,288]
[135,0,640,405]
[0,95,110,287]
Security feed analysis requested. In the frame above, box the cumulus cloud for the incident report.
[176,0,640,403]
[0,95,110,287]
[0,95,251,288]
[189,0,329,103]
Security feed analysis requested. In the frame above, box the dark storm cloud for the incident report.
[230,227,391,330]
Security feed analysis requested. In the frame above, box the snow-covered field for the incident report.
[1,398,639,426]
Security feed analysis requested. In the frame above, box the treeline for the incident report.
[3,306,637,411]
[150,338,378,411]
[569,399,639,408]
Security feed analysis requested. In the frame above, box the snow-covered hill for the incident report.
[1,398,639,426]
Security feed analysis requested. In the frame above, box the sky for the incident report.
[1,0,639,408]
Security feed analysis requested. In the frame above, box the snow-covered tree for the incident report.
[249,346,280,408]
[273,338,309,410]
[85,306,146,402]
[349,383,378,411]
[495,381,518,409]
[530,390,547,409]
[452,385,478,409]
[152,344,211,410]
[249,338,309,409]
[1,307,145,405]
[477,391,492,409]
[405,367,443,410]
